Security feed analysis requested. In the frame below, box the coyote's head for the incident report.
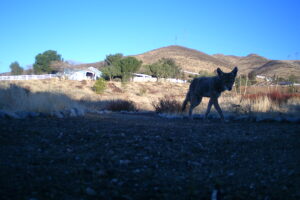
[216,67,238,91]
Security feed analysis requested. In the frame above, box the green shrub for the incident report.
[92,78,107,94]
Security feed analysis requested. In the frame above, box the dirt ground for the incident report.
[0,113,299,200]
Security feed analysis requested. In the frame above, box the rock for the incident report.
[225,114,236,121]
[234,115,249,121]
[69,108,77,117]
[256,116,274,122]
[51,111,64,118]
[28,112,40,118]
[15,111,30,119]
[74,108,85,116]
[0,110,7,118]
[119,160,131,165]
[284,116,300,123]
[86,187,97,196]
[3,111,20,119]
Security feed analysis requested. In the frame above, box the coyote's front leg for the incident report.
[205,97,224,120]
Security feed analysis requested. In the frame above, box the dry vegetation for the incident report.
[1,78,300,119]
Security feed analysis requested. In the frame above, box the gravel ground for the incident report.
[0,113,299,200]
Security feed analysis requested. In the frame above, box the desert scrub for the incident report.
[152,96,182,114]
[92,78,107,94]
[106,99,138,112]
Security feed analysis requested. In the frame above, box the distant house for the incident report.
[256,75,272,82]
[278,81,294,86]
[132,73,157,82]
[132,73,187,83]
[64,67,102,81]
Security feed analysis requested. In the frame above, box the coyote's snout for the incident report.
[182,67,238,120]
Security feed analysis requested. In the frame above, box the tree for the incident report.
[33,50,62,74]
[10,61,24,75]
[119,57,142,81]
[101,54,123,80]
[149,58,182,79]
[104,53,123,66]
[102,54,142,81]
[101,65,121,81]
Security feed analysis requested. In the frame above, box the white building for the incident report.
[65,67,102,81]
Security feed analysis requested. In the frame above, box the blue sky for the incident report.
[0,0,300,73]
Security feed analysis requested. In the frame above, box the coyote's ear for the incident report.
[217,68,223,76]
[232,66,238,76]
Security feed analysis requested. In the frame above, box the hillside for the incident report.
[213,53,269,75]
[134,46,300,81]
[250,60,300,81]
[134,45,232,73]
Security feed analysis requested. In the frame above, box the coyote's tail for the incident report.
[181,92,190,111]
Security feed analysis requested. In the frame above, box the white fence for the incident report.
[0,74,58,81]
[132,76,187,83]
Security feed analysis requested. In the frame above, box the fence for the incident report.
[0,74,58,81]
[132,76,187,83]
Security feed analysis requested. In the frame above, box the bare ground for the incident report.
[0,113,299,200]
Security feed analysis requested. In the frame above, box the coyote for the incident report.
[182,67,238,120]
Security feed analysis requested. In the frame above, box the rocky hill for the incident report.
[134,45,232,73]
[133,46,300,81]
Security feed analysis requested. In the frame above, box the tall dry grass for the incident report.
[0,83,84,113]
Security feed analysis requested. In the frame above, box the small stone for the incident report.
[86,187,97,196]
[111,178,118,184]
[119,160,131,165]
[70,108,77,117]
[97,170,106,176]
[133,169,141,173]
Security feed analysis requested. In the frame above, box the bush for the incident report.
[106,100,137,112]
[198,70,215,77]
[152,97,182,114]
[92,78,107,94]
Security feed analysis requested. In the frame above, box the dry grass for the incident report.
[0,83,84,113]
[1,79,299,118]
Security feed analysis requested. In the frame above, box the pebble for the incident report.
[86,187,97,196]
[119,160,131,165]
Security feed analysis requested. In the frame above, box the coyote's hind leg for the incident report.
[189,96,202,120]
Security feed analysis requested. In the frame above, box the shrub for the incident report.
[92,78,107,94]
[106,100,137,112]
[198,70,215,77]
[152,96,182,114]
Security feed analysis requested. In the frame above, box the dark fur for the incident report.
[182,67,238,119]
